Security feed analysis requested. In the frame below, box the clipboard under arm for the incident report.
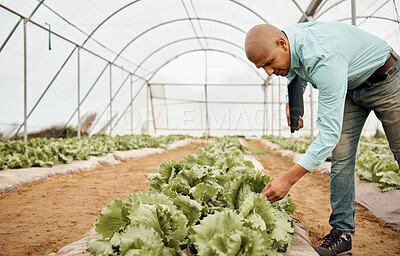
[287,74,304,133]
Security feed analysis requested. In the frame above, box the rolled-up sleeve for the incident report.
[297,53,348,172]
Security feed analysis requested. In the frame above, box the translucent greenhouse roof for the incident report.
[0,0,399,139]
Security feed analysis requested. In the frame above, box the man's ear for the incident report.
[277,37,288,50]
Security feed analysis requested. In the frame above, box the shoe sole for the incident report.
[338,250,352,256]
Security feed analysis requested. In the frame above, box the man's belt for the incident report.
[366,53,397,84]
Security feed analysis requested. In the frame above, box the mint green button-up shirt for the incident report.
[282,21,390,172]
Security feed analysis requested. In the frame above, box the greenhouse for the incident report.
[0,0,399,255]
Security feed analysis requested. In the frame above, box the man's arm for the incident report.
[261,163,308,201]
[296,53,348,172]
[262,53,349,201]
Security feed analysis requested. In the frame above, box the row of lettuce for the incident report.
[359,135,389,145]
[262,135,399,192]
[87,136,295,256]
[299,135,389,146]
[0,134,189,170]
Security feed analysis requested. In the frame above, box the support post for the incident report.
[148,83,157,134]
[109,64,112,136]
[271,80,274,136]
[146,80,149,135]
[23,18,27,142]
[13,47,77,139]
[59,63,109,137]
[77,47,81,138]
[112,83,146,131]
[262,83,267,136]
[130,75,133,135]
[278,76,282,138]
[265,83,268,135]
[351,0,356,26]
[1,0,43,53]
[310,83,314,142]
[86,67,131,136]
[204,51,210,137]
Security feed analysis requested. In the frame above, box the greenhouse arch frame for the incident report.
[0,0,399,140]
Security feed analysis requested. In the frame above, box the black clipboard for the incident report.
[287,74,304,133]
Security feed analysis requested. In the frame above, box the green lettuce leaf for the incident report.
[193,210,268,256]
[171,195,202,226]
[147,160,183,192]
[239,193,276,233]
[190,183,220,205]
[117,224,165,255]
[271,210,295,252]
[224,170,271,209]
[127,194,188,250]
[378,171,400,185]
[95,199,130,238]
[272,194,296,215]
[86,239,115,256]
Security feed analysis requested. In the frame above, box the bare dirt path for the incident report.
[0,139,214,256]
[242,139,400,256]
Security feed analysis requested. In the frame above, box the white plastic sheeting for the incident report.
[55,223,318,256]
[1,0,399,138]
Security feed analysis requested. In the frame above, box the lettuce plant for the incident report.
[88,136,296,255]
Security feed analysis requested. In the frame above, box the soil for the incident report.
[0,138,399,256]
[241,139,400,256]
[0,139,215,256]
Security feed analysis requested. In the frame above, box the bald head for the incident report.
[245,24,286,61]
[244,24,291,76]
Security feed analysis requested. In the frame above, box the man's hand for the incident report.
[261,176,292,202]
[286,102,304,131]
[261,163,309,202]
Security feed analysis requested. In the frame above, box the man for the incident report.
[245,21,399,256]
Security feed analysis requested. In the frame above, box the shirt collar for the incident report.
[282,29,300,69]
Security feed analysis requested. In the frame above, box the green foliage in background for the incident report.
[0,134,189,170]
[262,135,399,192]
[356,145,400,192]
[262,135,310,154]
[359,135,389,145]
